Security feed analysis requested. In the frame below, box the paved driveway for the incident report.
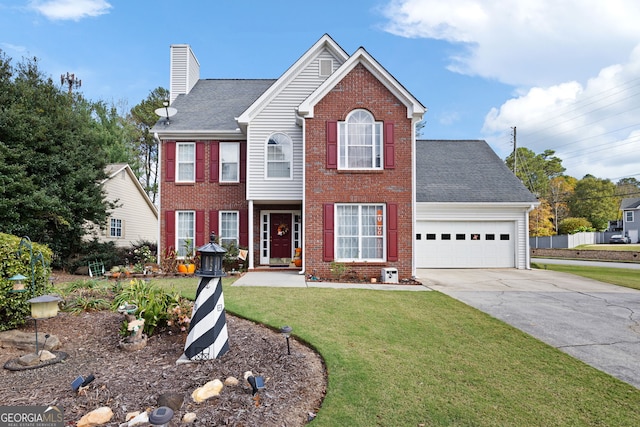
[418,268,640,389]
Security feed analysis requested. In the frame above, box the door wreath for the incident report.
[277,223,289,236]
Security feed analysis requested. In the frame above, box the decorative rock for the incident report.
[191,379,223,403]
[17,353,42,366]
[77,406,114,427]
[125,412,140,422]
[157,392,184,411]
[224,376,239,386]
[0,330,61,351]
[182,412,197,423]
[126,411,148,427]
[38,350,56,361]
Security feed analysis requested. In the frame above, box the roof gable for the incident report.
[103,163,158,217]
[416,140,538,204]
[236,34,349,128]
[298,47,426,120]
[621,197,640,209]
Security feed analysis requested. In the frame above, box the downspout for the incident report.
[154,132,162,266]
[525,204,535,269]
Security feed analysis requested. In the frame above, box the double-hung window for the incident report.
[220,142,239,182]
[266,133,292,178]
[176,211,195,258]
[109,218,122,238]
[626,211,634,222]
[338,110,382,170]
[336,204,385,261]
[220,211,239,246]
[176,142,195,182]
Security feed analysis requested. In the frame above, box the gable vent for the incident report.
[319,59,333,77]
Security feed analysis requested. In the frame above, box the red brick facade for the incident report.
[304,64,413,279]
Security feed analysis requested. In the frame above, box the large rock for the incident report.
[157,392,183,411]
[77,407,113,427]
[0,330,60,351]
[191,379,223,403]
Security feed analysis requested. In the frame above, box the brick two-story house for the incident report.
[152,34,537,280]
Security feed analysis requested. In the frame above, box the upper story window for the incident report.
[177,142,195,182]
[266,133,292,178]
[338,110,382,170]
[220,142,239,182]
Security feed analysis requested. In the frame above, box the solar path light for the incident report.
[280,325,292,355]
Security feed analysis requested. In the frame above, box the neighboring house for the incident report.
[621,198,640,243]
[89,163,158,248]
[152,35,537,280]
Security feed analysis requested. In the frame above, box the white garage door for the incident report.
[416,221,515,268]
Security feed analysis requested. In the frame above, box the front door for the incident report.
[270,213,292,262]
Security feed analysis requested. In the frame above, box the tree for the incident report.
[128,87,169,205]
[0,52,111,265]
[505,148,565,198]
[568,175,619,231]
[529,198,555,236]
[616,177,640,199]
[547,176,577,232]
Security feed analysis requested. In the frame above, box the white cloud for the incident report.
[382,0,640,87]
[482,44,640,181]
[29,0,111,21]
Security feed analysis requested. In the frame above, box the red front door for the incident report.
[270,213,292,260]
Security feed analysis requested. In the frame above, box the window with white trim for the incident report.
[336,204,385,261]
[266,133,292,178]
[176,142,195,182]
[338,110,382,170]
[176,211,195,257]
[220,211,239,246]
[220,142,239,182]
[625,211,634,222]
[109,218,122,238]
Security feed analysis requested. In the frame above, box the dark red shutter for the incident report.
[239,209,249,247]
[323,203,334,261]
[326,121,338,169]
[209,210,219,235]
[210,141,219,183]
[196,142,205,182]
[240,142,247,183]
[387,203,398,261]
[165,141,176,182]
[384,122,395,169]
[165,210,175,253]
[195,210,205,246]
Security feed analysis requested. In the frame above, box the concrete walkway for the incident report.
[231,270,429,291]
[418,268,640,389]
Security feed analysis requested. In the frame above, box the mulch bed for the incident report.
[0,310,326,426]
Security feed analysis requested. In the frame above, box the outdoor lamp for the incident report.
[280,325,292,355]
[9,274,27,292]
[196,232,227,278]
[149,406,173,427]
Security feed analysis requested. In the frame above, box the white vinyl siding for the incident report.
[247,49,345,200]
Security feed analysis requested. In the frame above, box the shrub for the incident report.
[558,217,595,235]
[66,239,126,274]
[0,233,53,331]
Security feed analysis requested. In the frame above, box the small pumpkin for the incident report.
[178,264,188,273]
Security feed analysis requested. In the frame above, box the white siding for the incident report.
[247,50,343,201]
[170,44,200,104]
[416,203,532,269]
[101,168,158,247]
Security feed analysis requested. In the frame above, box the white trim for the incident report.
[264,132,294,180]
[219,142,240,183]
[334,203,386,262]
[259,210,301,265]
[176,142,196,183]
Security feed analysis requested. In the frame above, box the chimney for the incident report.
[169,44,200,104]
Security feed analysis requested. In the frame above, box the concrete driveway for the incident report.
[418,268,640,389]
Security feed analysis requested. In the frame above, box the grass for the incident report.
[574,243,640,251]
[148,276,640,426]
[532,262,640,290]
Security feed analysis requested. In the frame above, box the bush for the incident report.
[558,217,595,235]
[0,233,53,331]
[66,239,126,274]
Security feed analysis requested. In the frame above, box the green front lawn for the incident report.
[575,243,640,251]
[532,263,640,290]
[150,277,640,426]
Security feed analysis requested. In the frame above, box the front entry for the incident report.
[270,213,292,264]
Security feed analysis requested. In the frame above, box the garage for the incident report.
[416,221,516,268]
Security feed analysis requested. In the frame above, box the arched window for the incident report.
[266,133,292,178]
[339,110,382,169]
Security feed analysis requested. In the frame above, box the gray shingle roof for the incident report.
[416,140,538,203]
[621,197,640,209]
[152,79,276,132]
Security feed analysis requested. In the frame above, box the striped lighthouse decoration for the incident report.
[179,232,229,362]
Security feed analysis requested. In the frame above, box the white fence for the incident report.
[530,232,618,249]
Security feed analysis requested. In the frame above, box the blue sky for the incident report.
[1,0,640,185]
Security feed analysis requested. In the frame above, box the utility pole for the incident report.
[61,72,81,94]
[511,126,517,175]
